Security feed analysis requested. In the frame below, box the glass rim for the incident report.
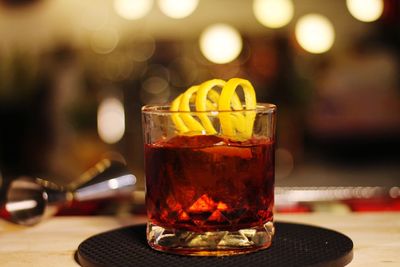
[142,103,277,115]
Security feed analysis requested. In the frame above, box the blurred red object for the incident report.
[277,205,311,213]
[346,198,400,212]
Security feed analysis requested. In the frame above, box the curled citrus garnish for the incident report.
[170,78,257,140]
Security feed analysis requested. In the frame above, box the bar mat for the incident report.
[77,222,353,267]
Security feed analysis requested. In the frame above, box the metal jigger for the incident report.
[0,159,136,226]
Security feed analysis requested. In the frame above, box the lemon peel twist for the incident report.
[218,78,256,139]
[195,79,225,134]
[170,78,257,139]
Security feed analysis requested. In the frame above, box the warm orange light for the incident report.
[253,0,294,28]
[295,14,335,54]
[346,0,383,22]
[200,24,242,64]
[97,97,125,144]
[114,0,153,20]
[158,0,199,19]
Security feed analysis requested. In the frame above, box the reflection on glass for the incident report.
[6,200,38,212]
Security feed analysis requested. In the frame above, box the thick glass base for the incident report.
[147,221,275,256]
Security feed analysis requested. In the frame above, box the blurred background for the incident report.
[0,0,399,214]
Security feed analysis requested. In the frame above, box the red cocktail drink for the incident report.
[145,135,274,232]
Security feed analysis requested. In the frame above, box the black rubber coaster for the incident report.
[77,222,353,267]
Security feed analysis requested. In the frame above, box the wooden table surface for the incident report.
[0,212,399,267]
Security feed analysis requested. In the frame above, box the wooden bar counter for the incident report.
[1,212,399,266]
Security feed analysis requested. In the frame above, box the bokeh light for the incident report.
[100,53,134,81]
[140,64,171,104]
[142,64,170,81]
[80,4,109,31]
[346,0,383,22]
[295,14,335,54]
[169,57,198,87]
[140,76,170,104]
[275,148,294,179]
[90,27,120,54]
[97,97,125,144]
[114,0,153,20]
[130,35,156,62]
[199,24,243,64]
[389,187,399,198]
[253,0,294,29]
[158,0,199,19]
[142,76,169,95]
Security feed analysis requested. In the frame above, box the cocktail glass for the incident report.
[142,103,276,256]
